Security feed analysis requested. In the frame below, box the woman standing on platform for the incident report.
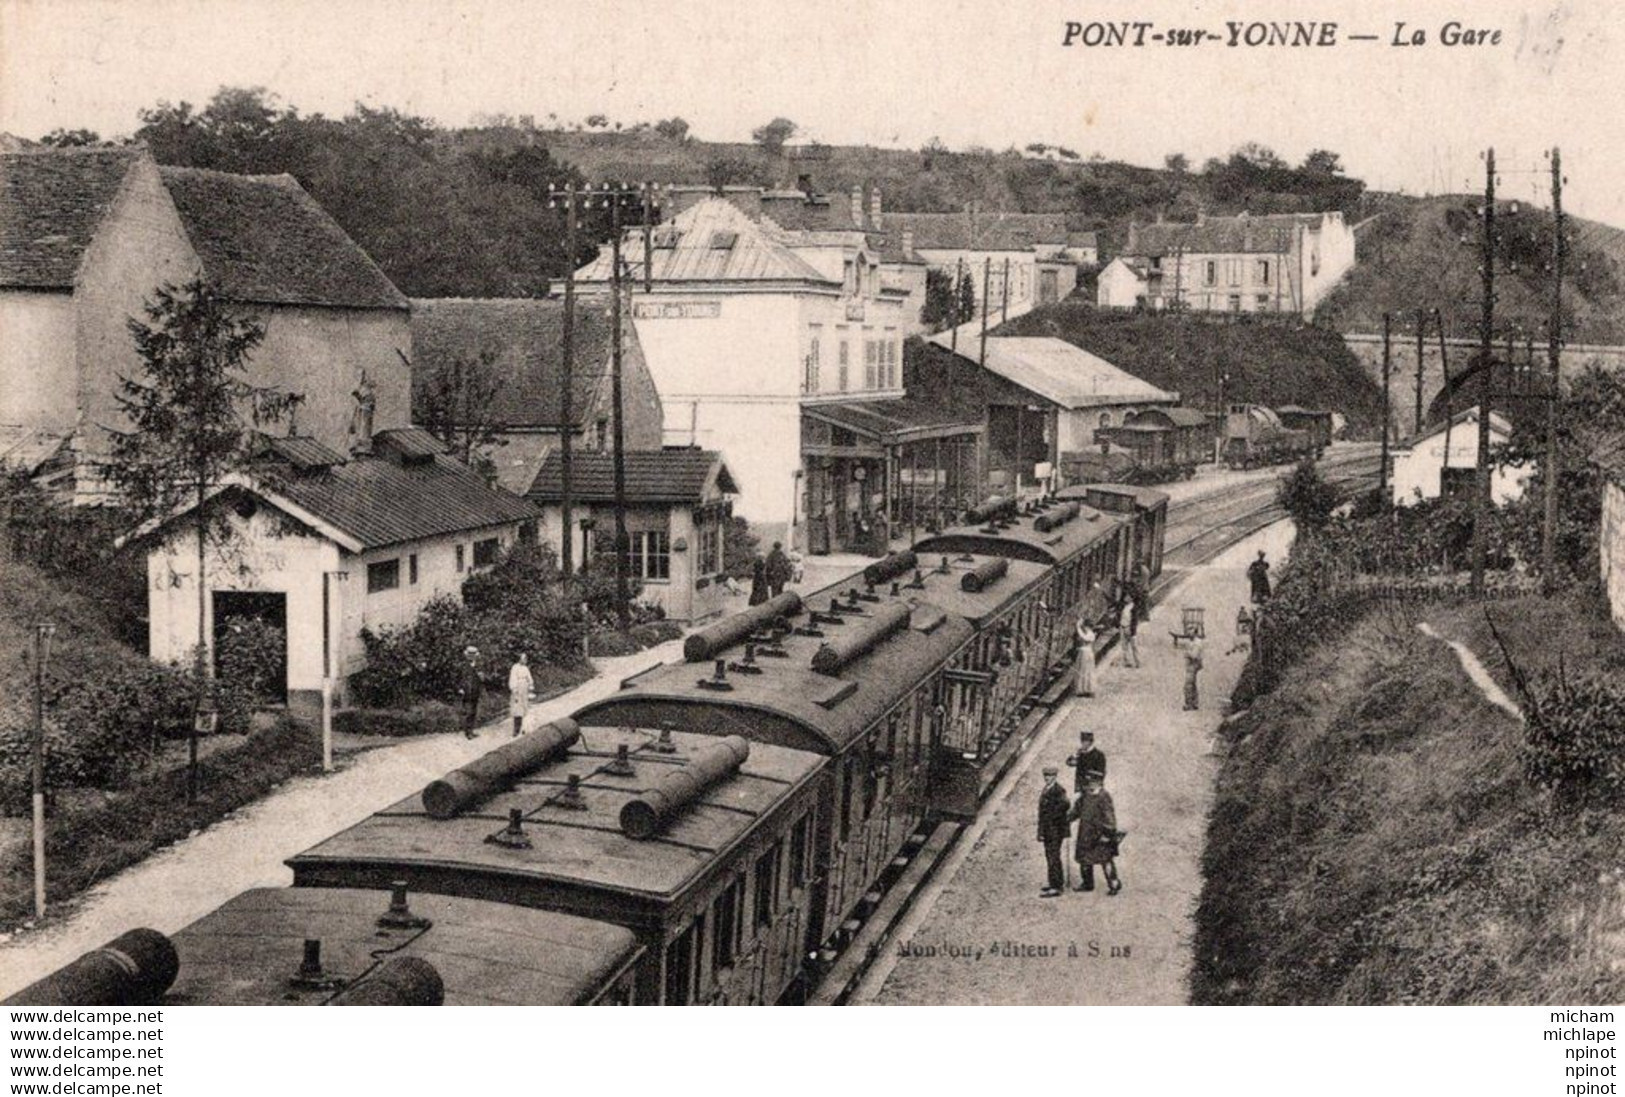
[1073,614,1097,698]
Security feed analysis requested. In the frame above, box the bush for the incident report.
[1521,672,1625,806]
[333,700,468,737]
[1278,457,1340,532]
[722,515,759,581]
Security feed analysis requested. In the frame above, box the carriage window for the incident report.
[862,741,879,818]
[789,815,811,889]
[839,760,855,843]
[754,844,781,929]
[664,919,700,1005]
[713,879,744,971]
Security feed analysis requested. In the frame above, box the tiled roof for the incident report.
[260,450,539,551]
[1127,212,1330,258]
[527,449,736,504]
[159,166,407,310]
[929,335,1177,410]
[884,212,1070,252]
[0,147,140,288]
[410,298,614,430]
[262,435,346,470]
[574,199,834,285]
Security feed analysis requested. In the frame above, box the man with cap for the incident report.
[1069,770,1123,895]
[1065,729,1107,793]
[1036,766,1071,898]
[458,646,483,739]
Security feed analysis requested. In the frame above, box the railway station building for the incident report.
[910,335,1180,498]
[1388,407,1532,508]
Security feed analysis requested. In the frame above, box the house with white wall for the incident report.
[527,448,738,624]
[1601,458,1625,634]
[570,196,912,549]
[1389,408,1531,508]
[132,428,539,715]
[1098,210,1355,317]
[0,145,410,498]
[883,211,1080,321]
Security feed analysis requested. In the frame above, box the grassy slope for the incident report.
[1317,196,1625,344]
[997,301,1387,437]
[1194,596,1625,1004]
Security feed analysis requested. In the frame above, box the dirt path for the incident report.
[1416,622,1524,721]
[860,522,1295,1005]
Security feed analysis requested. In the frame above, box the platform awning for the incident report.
[803,397,983,447]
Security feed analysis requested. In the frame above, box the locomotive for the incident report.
[9,487,1168,1008]
[1219,403,1330,468]
[1064,406,1213,485]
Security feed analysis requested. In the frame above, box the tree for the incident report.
[413,347,506,480]
[921,269,958,330]
[751,117,797,155]
[1233,142,1287,170]
[957,270,978,323]
[920,136,948,170]
[1164,152,1190,174]
[102,279,297,801]
[1301,149,1344,176]
[39,128,105,147]
[585,114,609,129]
[1277,457,1340,534]
[654,117,690,142]
[704,154,757,188]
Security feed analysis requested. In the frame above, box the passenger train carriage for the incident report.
[12,485,1167,1008]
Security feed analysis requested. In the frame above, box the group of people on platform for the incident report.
[1037,729,1123,898]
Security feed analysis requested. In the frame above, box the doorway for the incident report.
[213,591,288,705]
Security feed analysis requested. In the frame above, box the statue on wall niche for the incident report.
[348,369,376,453]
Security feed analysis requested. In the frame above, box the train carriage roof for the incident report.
[167,887,641,1006]
[288,729,823,911]
[911,496,1126,566]
[575,552,1071,752]
[1057,482,1170,513]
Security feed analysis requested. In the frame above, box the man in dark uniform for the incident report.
[1069,770,1123,895]
[1065,729,1107,793]
[1247,550,1272,604]
[765,542,793,598]
[1036,767,1070,898]
[458,645,483,740]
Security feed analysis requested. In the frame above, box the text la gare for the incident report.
[1061,21,1503,48]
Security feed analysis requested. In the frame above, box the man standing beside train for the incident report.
[1036,767,1071,898]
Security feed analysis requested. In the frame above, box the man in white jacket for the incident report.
[507,653,535,738]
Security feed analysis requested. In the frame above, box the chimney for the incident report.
[797,173,814,197]
[869,187,882,227]
[901,228,914,258]
[850,185,863,228]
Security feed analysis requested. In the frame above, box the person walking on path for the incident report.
[1069,771,1123,895]
[748,555,769,606]
[1117,598,1140,669]
[765,542,793,598]
[1131,561,1152,622]
[1182,634,1205,711]
[1073,615,1097,698]
[458,646,483,740]
[1247,551,1272,605]
[1066,729,1106,793]
[1036,767,1071,898]
[507,652,535,738]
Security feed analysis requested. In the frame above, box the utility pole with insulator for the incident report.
[1471,148,1496,595]
[32,621,55,918]
[546,183,579,579]
[1543,146,1564,593]
[1380,311,1392,502]
[1414,308,1427,436]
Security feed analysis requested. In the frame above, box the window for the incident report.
[664,920,700,1005]
[1228,294,1242,312]
[882,336,898,388]
[1226,259,1242,286]
[454,544,465,573]
[837,340,850,391]
[789,815,811,889]
[1203,260,1217,286]
[518,521,537,544]
[754,844,780,929]
[712,880,743,971]
[595,419,609,450]
[863,338,878,389]
[367,559,400,593]
[624,530,671,581]
[1256,294,1271,310]
[473,538,499,569]
[843,258,855,293]
[408,554,419,585]
[805,328,822,393]
[699,513,722,576]
[1257,259,1271,284]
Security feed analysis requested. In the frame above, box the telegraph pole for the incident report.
[1380,312,1392,502]
[1436,307,1452,461]
[1543,147,1564,593]
[1000,257,1011,325]
[1414,308,1427,436]
[549,184,578,578]
[978,258,992,369]
[1471,149,1496,595]
[609,190,631,631]
[32,622,54,918]
[948,257,963,412]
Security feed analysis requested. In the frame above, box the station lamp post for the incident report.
[32,621,55,918]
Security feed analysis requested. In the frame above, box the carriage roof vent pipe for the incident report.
[421,719,580,819]
[620,736,750,840]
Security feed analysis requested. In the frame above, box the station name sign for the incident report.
[633,300,721,320]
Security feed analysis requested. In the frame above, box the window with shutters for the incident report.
[864,338,878,389]
[838,340,850,391]
[805,328,822,393]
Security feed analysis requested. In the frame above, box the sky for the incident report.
[2,0,1621,224]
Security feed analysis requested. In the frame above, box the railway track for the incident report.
[811,456,1377,1004]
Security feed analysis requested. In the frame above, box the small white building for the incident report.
[1600,462,1625,633]
[132,428,540,714]
[1389,408,1532,507]
[526,448,739,624]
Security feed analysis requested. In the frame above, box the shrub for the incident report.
[1521,672,1625,806]
[1278,457,1340,533]
[722,515,759,580]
